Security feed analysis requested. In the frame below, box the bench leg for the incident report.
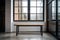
[16,26,19,36]
[40,26,43,36]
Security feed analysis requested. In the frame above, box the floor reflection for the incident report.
[0,33,57,40]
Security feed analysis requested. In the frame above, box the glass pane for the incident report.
[52,1,56,20]
[22,0,28,6]
[30,7,36,13]
[30,0,36,6]
[52,1,56,6]
[58,1,60,6]
[58,8,60,13]
[19,8,21,13]
[18,14,22,20]
[19,1,22,6]
[14,0,18,6]
[52,7,56,13]
[30,14,36,20]
[37,0,43,6]
[14,7,18,13]
[37,14,43,20]
[58,13,60,19]
[37,7,43,13]
[14,14,18,20]
[22,7,28,13]
[22,14,28,20]
[58,1,60,20]
[52,13,56,20]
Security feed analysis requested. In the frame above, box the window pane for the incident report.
[58,1,60,20]
[37,7,43,13]
[22,0,28,6]
[22,14,28,20]
[58,8,60,13]
[19,1,22,6]
[52,7,56,13]
[22,7,28,13]
[30,7,36,13]
[58,1,60,6]
[52,13,56,20]
[30,14,36,20]
[52,1,56,20]
[19,8,21,13]
[18,14,22,20]
[14,14,18,20]
[30,0,36,6]
[14,0,18,6]
[14,7,18,13]
[37,14,43,20]
[58,13,60,19]
[52,1,56,6]
[37,0,43,6]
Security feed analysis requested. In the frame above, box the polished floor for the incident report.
[0,33,57,40]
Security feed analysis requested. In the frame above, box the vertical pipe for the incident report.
[28,0,30,21]
[56,0,58,38]
[46,0,49,32]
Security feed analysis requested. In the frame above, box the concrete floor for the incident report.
[0,33,57,40]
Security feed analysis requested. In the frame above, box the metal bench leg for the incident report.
[16,25,19,36]
[40,26,43,36]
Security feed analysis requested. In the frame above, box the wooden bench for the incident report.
[14,23,44,36]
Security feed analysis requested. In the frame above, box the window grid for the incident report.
[52,1,56,20]
[13,0,44,21]
[52,1,60,20]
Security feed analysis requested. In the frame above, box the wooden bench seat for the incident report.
[14,22,44,36]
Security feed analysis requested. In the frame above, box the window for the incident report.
[52,1,56,20]
[13,0,44,21]
[58,1,60,20]
[52,0,60,20]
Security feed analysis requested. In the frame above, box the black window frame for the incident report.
[13,0,44,22]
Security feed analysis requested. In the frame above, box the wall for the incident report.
[49,21,56,32]
[5,0,47,32]
[0,0,5,32]
[5,0,11,32]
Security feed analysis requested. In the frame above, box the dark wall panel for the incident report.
[0,0,5,32]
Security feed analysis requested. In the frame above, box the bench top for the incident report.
[14,22,45,26]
